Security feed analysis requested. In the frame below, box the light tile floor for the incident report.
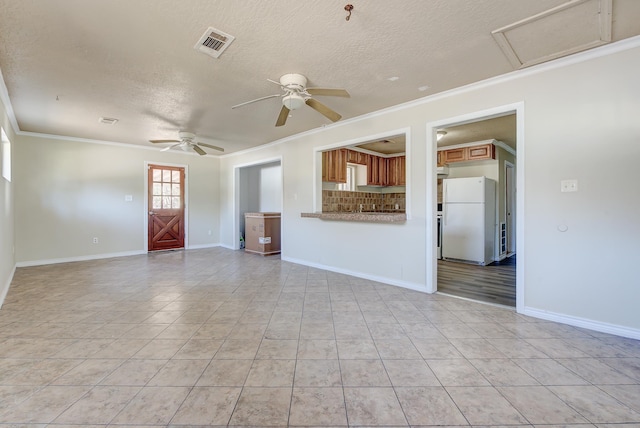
[0,247,639,427]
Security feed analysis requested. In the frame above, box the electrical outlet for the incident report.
[561,179,578,193]
[208,230,212,235]
[92,237,99,244]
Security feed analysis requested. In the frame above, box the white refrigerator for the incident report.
[442,176,496,265]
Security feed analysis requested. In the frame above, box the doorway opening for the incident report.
[234,159,283,252]
[428,104,523,309]
[147,164,186,252]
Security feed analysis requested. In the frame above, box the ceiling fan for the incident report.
[149,131,224,155]
[232,73,350,127]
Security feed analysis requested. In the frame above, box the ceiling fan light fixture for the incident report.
[282,93,305,111]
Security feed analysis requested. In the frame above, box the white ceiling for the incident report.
[0,0,638,155]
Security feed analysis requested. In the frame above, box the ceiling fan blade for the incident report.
[232,94,281,109]
[150,139,180,144]
[305,98,342,122]
[197,143,224,152]
[267,78,284,87]
[160,143,180,152]
[192,145,207,156]
[306,88,350,98]
[275,105,290,127]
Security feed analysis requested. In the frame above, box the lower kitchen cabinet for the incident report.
[244,212,281,256]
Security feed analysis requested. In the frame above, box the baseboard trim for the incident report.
[15,250,146,268]
[0,264,16,308]
[187,243,221,250]
[281,256,429,294]
[522,306,640,340]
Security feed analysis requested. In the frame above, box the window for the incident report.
[338,164,356,191]
[151,168,182,209]
[1,127,10,182]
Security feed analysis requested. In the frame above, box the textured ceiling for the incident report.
[439,114,517,150]
[0,0,638,155]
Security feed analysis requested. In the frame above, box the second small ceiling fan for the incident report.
[149,131,224,155]
[232,73,350,127]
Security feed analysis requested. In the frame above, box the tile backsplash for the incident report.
[322,190,406,213]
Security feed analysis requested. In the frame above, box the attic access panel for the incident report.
[492,0,612,69]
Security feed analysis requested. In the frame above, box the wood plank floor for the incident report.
[437,256,516,307]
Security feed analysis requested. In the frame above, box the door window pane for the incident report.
[150,166,183,211]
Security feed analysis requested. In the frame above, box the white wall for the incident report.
[220,40,640,336]
[0,85,16,306]
[14,134,220,264]
[259,162,282,212]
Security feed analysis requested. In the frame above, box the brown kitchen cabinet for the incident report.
[346,149,369,165]
[244,212,281,256]
[443,147,467,163]
[467,143,495,161]
[387,156,406,186]
[325,149,405,186]
[322,148,347,183]
[438,143,496,165]
[367,155,388,186]
[367,154,405,186]
[346,149,358,164]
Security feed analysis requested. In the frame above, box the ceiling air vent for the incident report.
[194,27,235,59]
[98,117,118,125]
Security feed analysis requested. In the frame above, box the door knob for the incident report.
[149,211,155,215]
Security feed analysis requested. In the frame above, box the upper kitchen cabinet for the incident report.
[322,148,347,183]
[387,156,406,186]
[367,155,388,186]
[322,133,407,187]
[346,149,368,165]
[439,142,496,165]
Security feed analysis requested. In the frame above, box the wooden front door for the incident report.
[148,164,185,251]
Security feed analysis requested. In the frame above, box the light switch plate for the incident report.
[124,195,133,202]
[561,179,578,192]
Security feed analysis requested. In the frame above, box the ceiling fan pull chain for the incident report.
[344,4,354,21]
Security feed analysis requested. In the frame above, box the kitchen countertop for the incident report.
[301,212,406,223]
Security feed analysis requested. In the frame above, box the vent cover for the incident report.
[98,117,118,125]
[194,27,235,59]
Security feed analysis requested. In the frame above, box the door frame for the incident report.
[426,102,525,312]
[232,156,283,250]
[504,160,516,255]
[144,161,189,252]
